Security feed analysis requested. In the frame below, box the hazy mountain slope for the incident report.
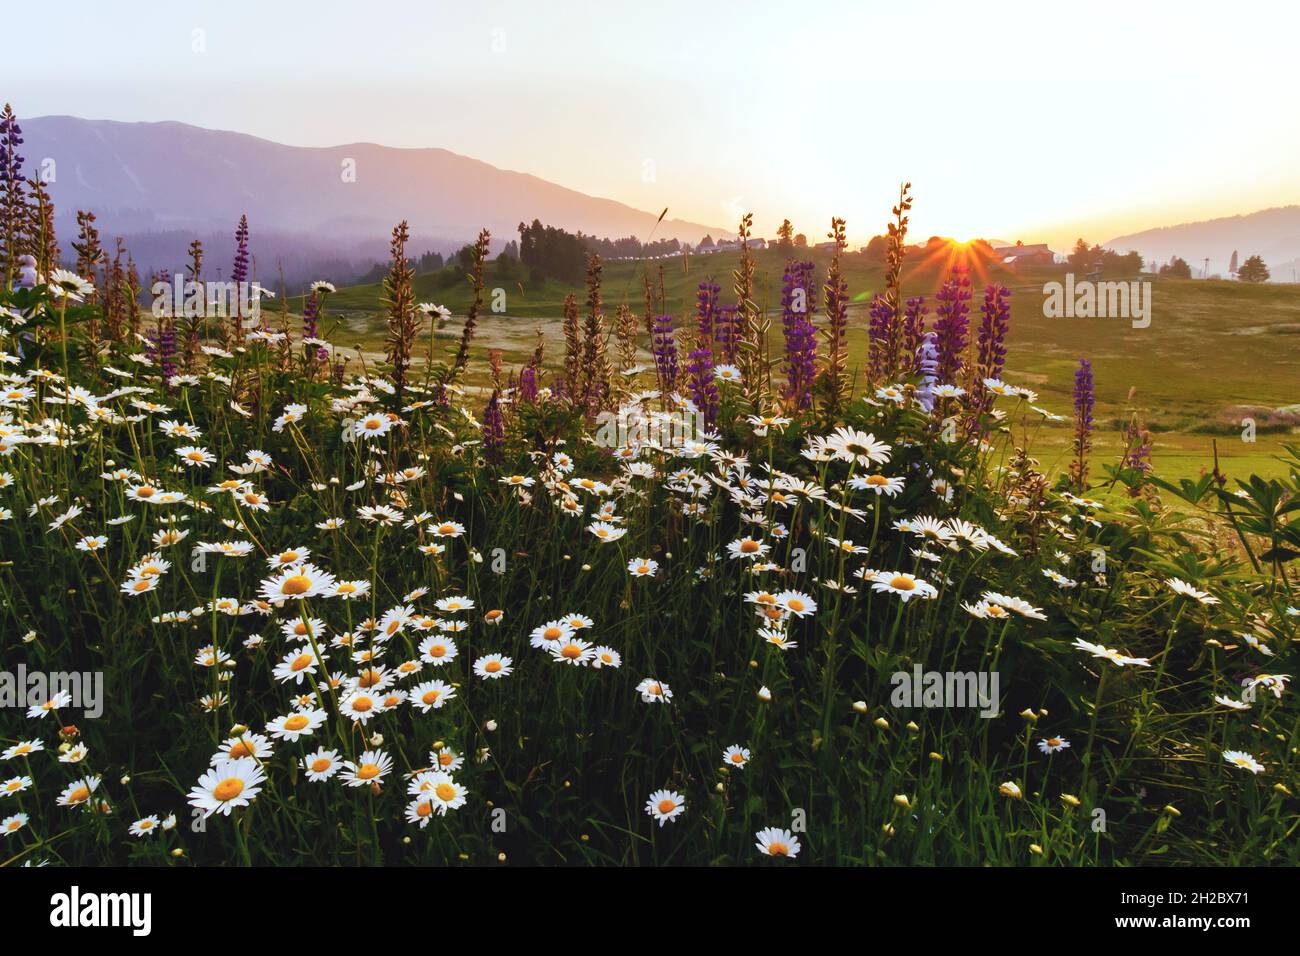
[23,116,722,243]
[1105,205,1300,279]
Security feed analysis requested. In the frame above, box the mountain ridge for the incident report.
[18,115,728,282]
[1104,205,1300,279]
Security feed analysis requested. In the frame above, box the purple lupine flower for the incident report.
[231,216,249,286]
[519,365,538,404]
[300,290,330,363]
[696,279,719,343]
[1,110,24,289]
[302,290,319,340]
[1070,358,1094,489]
[975,284,1011,384]
[932,267,972,385]
[686,345,719,427]
[713,305,739,364]
[915,331,939,413]
[0,109,23,189]
[1121,419,1153,476]
[866,293,903,383]
[901,296,928,377]
[652,313,678,393]
[970,284,1012,424]
[1073,358,1094,431]
[780,260,817,410]
[229,216,250,339]
[481,390,505,464]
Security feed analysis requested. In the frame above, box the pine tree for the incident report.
[1236,255,1270,283]
[777,219,794,253]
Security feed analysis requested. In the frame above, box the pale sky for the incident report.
[9,0,1300,248]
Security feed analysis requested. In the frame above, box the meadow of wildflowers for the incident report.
[1,127,1298,867]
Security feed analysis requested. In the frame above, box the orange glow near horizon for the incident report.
[910,239,999,285]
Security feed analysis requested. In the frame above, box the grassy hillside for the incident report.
[290,248,1300,482]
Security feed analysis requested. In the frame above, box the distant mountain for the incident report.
[1104,205,1300,280]
[20,116,727,285]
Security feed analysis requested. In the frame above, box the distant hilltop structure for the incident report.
[701,237,764,253]
[992,241,1057,266]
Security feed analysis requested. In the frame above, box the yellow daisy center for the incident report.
[280,574,313,595]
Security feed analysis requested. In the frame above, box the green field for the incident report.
[296,248,1300,483]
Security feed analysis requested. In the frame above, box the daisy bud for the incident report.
[369,733,384,746]
[905,721,919,733]
[580,834,590,842]
[485,719,498,731]
[893,794,911,809]
[1274,783,1293,796]
[1029,843,1043,856]
[581,564,592,571]
[873,717,889,730]
[1018,709,1037,722]
[749,660,759,669]
[757,686,772,701]
[1060,793,1081,808]
[498,852,507,862]
[230,724,248,735]
[852,700,868,714]
[432,740,445,750]
[22,631,36,644]
[715,782,725,793]
[929,752,943,762]
[1038,709,1049,717]
[171,848,185,858]
[1162,804,1181,817]
[459,853,470,860]
[665,552,673,559]
[402,836,412,844]
[119,775,131,785]
[882,823,895,837]
[998,781,1023,800]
